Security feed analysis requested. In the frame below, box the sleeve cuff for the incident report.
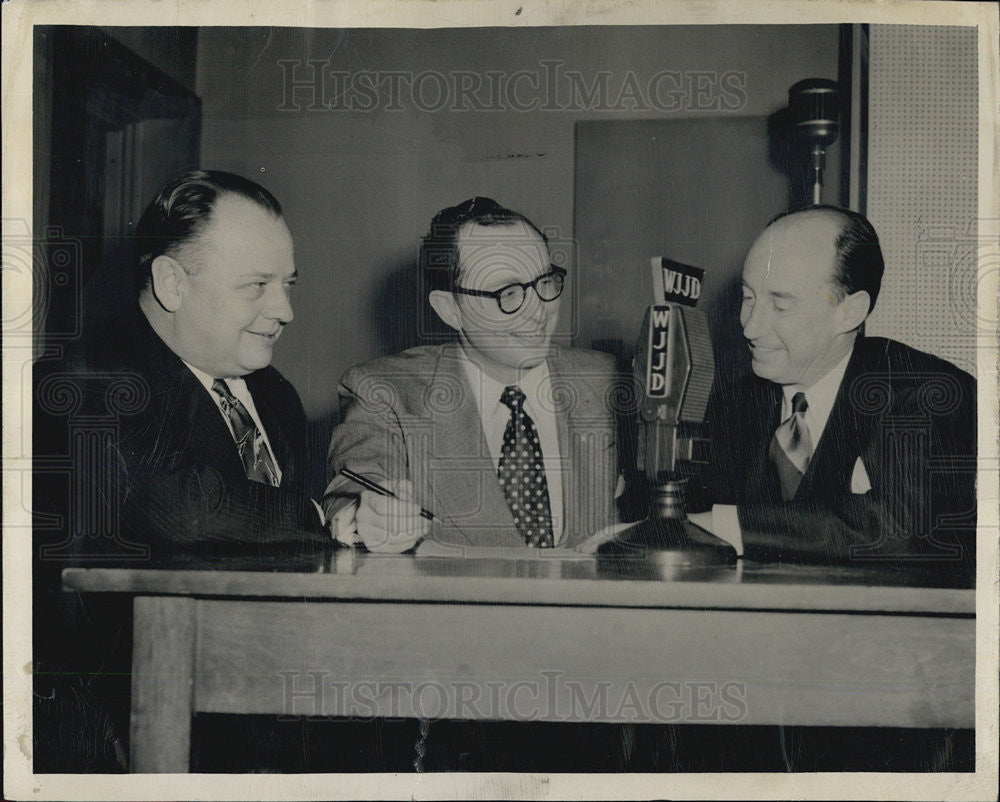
[330,499,362,546]
[711,504,743,557]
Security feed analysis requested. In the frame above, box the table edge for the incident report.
[61,566,976,616]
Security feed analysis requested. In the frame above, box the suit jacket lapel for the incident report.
[797,338,872,499]
[548,351,619,546]
[548,355,573,533]
[422,344,519,546]
[742,377,783,503]
[245,370,296,486]
[128,312,250,482]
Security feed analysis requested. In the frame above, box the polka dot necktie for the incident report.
[768,391,812,501]
[498,385,554,548]
[212,379,280,487]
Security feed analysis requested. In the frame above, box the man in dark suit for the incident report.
[33,170,328,770]
[705,206,976,583]
[323,196,628,553]
[36,169,328,564]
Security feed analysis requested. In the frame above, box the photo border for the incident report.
[3,1,997,799]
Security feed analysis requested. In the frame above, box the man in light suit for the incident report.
[324,196,628,552]
[704,206,976,583]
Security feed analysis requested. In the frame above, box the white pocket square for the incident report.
[850,456,872,494]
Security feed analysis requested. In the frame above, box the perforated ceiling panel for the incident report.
[866,25,978,376]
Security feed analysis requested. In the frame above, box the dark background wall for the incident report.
[31,23,846,488]
[189,26,841,420]
[99,26,198,91]
[75,24,978,426]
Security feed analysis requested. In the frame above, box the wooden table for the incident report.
[62,549,975,773]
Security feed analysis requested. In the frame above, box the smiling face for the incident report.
[740,213,866,388]
[433,220,560,382]
[170,194,296,378]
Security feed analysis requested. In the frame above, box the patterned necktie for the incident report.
[769,391,812,502]
[497,385,554,548]
[211,379,280,486]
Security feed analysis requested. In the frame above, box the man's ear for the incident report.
[837,290,870,333]
[429,290,462,332]
[149,255,186,313]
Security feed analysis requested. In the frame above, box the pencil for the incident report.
[340,468,435,521]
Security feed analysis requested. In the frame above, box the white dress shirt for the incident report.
[779,349,853,450]
[458,349,565,545]
[182,361,283,485]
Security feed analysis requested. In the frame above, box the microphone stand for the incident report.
[621,474,736,565]
[598,303,736,569]
[600,460,736,569]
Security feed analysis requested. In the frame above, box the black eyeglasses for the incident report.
[451,266,567,314]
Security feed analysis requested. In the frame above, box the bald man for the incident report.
[704,206,976,582]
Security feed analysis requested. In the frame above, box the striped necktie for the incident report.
[768,391,812,502]
[212,379,280,486]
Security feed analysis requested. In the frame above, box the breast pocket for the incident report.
[850,456,872,494]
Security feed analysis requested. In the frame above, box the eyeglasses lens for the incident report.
[499,286,526,314]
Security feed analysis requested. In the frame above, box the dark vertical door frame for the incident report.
[35,26,201,349]
[857,24,870,215]
[838,22,869,214]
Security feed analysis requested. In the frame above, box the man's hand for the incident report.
[355,479,430,553]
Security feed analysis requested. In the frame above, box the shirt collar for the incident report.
[182,360,246,395]
[781,347,853,423]
[457,345,550,417]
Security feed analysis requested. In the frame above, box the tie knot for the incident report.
[792,391,808,415]
[212,378,236,401]
[500,385,526,411]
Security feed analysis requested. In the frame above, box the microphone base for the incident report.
[597,517,737,568]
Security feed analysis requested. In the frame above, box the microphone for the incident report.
[634,258,714,480]
[598,257,735,568]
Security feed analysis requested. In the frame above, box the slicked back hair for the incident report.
[134,169,283,298]
[767,205,885,314]
[421,196,548,293]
